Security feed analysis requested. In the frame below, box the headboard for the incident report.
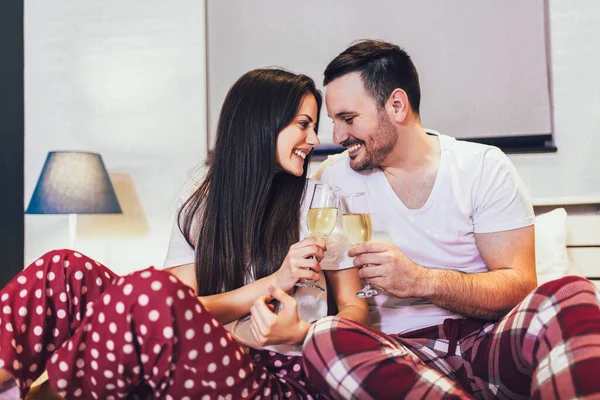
[533,196,600,288]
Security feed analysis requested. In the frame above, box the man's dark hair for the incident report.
[324,39,421,115]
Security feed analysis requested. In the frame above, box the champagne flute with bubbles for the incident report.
[340,192,383,298]
[296,183,340,291]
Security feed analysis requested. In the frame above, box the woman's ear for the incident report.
[386,88,409,124]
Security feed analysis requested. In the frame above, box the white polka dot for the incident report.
[96,277,103,286]
[183,310,193,321]
[163,327,173,339]
[139,270,151,279]
[74,252,82,258]
[109,323,117,334]
[76,359,85,368]
[220,337,228,347]
[3,305,11,314]
[17,307,27,317]
[222,355,230,366]
[212,318,219,327]
[106,340,114,351]
[185,329,195,340]
[59,361,69,372]
[151,281,162,291]
[204,342,213,353]
[242,389,249,398]
[208,363,217,373]
[29,363,38,373]
[57,379,67,389]
[124,332,132,342]
[19,289,27,298]
[5,323,13,332]
[35,258,44,266]
[91,349,99,359]
[52,255,61,263]
[123,284,133,295]
[149,310,160,321]
[79,342,86,351]
[189,350,198,360]
[104,271,111,279]
[138,294,149,306]
[74,388,82,397]
[204,323,211,334]
[103,294,111,305]
[59,292,67,302]
[64,261,70,268]
[226,376,234,386]
[141,354,149,364]
[17,276,27,284]
[166,296,173,306]
[91,360,98,370]
[47,272,55,281]
[293,363,301,372]
[235,351,241,360]
[107,353,116,362]
[177,290,185,300]
[33,326,43,336]
[57,309,66,319]
[195,304,203,313]
[98,312,105,323]
[115,302,125,314]
[74,271,83,280]
[123,344,133,354]
[239,369,246,379]
[93,332,101,342]
[34,343,42,352]
[140,324,148,335]
[153,344,161,354]
[184,380,194,389]
[104,370,114,379]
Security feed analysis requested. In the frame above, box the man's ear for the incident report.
[386,88,409,123]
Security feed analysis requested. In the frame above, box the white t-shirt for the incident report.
[318,131,534,335]
[163,178,350,355]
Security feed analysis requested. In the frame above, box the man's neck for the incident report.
[380,124,439,173]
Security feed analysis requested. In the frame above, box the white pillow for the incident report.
[534,207,569,284]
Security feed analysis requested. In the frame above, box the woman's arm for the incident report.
[167,237,327,325]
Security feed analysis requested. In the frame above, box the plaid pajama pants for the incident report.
[0,249,325,399]
[303,276,600,399]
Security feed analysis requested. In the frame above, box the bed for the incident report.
[19,198,600,399]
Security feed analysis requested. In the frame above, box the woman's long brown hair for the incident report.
[178,69,322,295]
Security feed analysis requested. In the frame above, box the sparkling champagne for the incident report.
[342,213,372,244]
[307,207,338,238]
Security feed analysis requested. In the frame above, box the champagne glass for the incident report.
[296,183,340,291]
[340,192,384,298]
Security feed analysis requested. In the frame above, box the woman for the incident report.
[0,68,368,399]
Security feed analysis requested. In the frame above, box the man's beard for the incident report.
[349,112,397,171]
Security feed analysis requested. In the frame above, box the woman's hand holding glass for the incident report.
[272,236,326,292]
[295,183,340,291]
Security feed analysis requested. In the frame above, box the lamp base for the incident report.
[69,213,77,250]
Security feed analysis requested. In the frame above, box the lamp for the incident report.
[25,151,123,249]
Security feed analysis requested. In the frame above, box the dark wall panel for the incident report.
[0,0,25,288]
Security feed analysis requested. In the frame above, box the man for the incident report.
[302,40,600,399]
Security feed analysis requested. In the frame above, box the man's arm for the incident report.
[421,225,537,319]
[354,224,537,320]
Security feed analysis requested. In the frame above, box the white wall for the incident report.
[508,0,600,199]
[24,0,598,274]
[24,1,207,275]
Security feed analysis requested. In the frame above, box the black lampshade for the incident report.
[26,152,122,215]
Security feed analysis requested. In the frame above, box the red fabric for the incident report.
[303,276,600,399]
[0,250,328,399]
